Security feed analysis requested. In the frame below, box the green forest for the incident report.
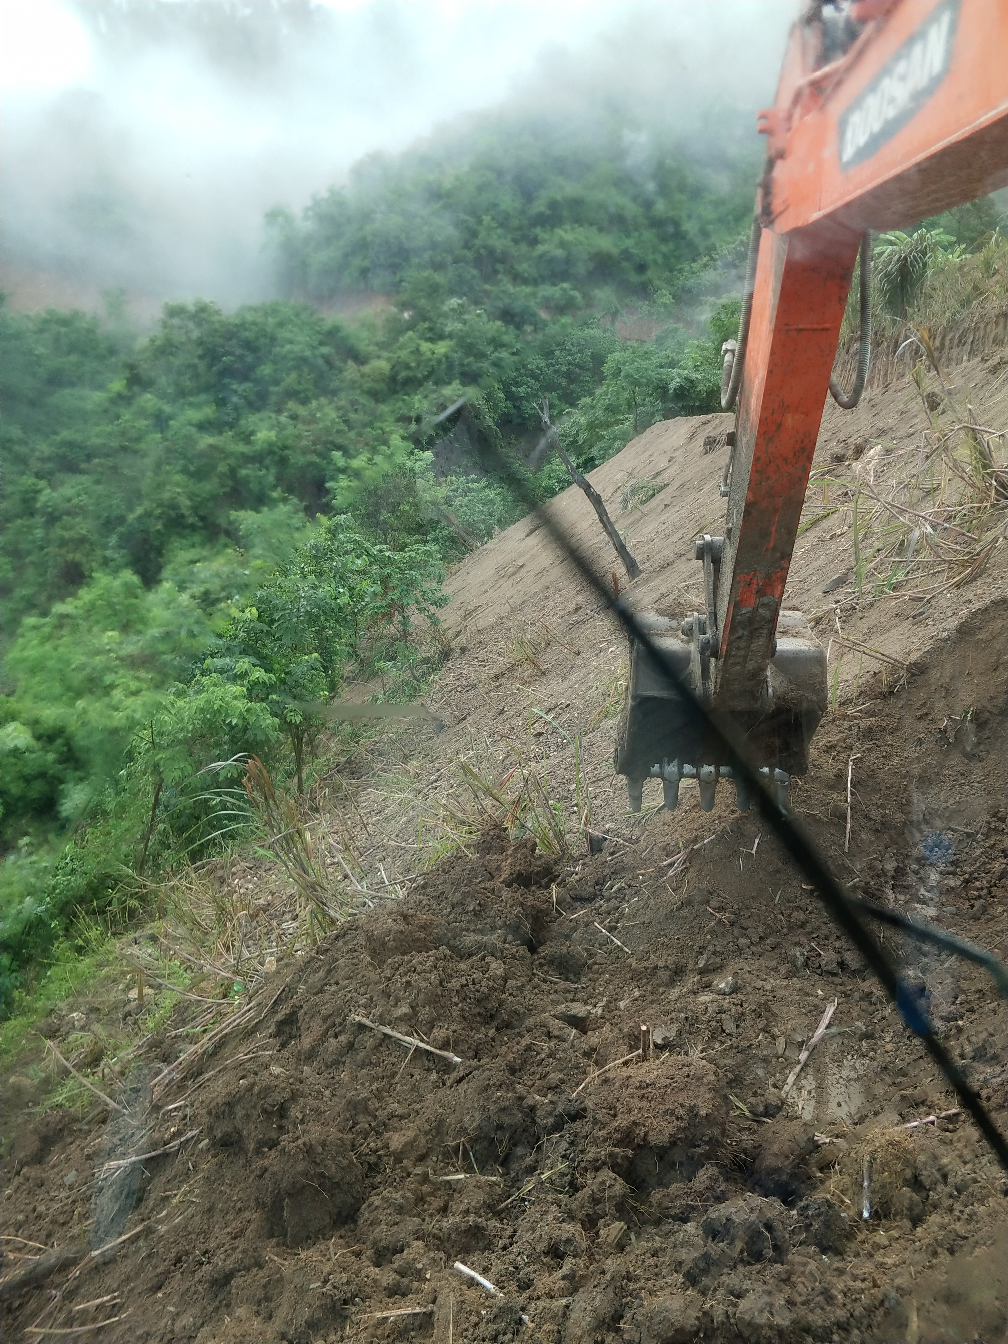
[2,100,1005,1012]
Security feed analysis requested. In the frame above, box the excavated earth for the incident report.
[2,320,1007,1343]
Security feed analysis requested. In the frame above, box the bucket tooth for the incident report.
[773,768,790,811]
[698,764,717,811]
[735,774,752,813]
[661,758,682,811]
[628,779,644,813]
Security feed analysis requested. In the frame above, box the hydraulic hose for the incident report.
[829,230,871,409]
[720,213,762,411]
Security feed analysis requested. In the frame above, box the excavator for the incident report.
[615,0,1007,815]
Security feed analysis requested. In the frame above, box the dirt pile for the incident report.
[3,591,1006,1343]
[4,322,1007,1343]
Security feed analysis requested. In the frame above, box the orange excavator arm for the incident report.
[616,0,1008,814]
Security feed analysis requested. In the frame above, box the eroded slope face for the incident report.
[3,595,1006,1343]
[3,329,1005,1343]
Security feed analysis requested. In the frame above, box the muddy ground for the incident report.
[2,322,1006,1343]
[3,605,1006,1343]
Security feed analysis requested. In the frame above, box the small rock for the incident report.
[789,947,806,971]
[63,1169,79,1188]
[735,1290,791,1338]
[775,1036,787,1057]
[651,1025,676,1049]
[721,1015,737,1037]
[715,974,736,996]
[263,954,277,975]
[197,1138,210,1152]
[892,1187,925,1226]
[795,1196,849,1252]
[556,1004,594,1032]
[598,1219,629,1252]
[762,1090,783,1119]
[627,1292,703,1344]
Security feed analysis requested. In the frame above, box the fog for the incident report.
[0,0,794,313]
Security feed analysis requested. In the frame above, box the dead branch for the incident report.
[780,999,837,1098]
[572,1047,643,1097]
[350,1014,463,1065]
[0,1247,80,1300]
[534,399,641,580]
[41,1037,130,1116]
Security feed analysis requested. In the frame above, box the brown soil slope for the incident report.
[2,329,1006,1344]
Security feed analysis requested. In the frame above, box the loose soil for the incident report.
[3,325,1006,1344]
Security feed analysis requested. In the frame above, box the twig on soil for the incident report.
[453,1262,529,1325]
[436,1173,502,1183]
[97,1129,201,1179]
[160,1049,273,1114]
[371,1306,435,1320]
[572,1048,643,1097]
[593,921,631,953]
[0,1247,80,1300]
[780,999,838,1099]
[453,1261,503,1296]
[71,1295,121,1313]
[845,754,862,854]
[41,1037,130,1116]
[86,1221,151,1263]
[350,1014,463,1065]
[497,1162,569,1211]
[533,399,641,580]
[24,1320,127,1336]
[151,996,262,1101]
[901,1108,961,1130]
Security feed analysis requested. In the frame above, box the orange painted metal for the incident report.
[770,0,1008,232]
[713,0,1008,720]
[715,221,860,709]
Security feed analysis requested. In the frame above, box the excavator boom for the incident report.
[616,0,1008,814]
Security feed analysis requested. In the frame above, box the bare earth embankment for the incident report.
[2,320,1006,1343]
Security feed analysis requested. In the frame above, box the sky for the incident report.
[0,0,795,310]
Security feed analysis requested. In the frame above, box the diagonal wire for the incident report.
[853,897,1008,1001]
[482,443,1008,1171]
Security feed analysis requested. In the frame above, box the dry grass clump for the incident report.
[457,713,594,859]
[147,756,402,995]
[900,232,1007,334]
[813,341,1007,606]
[619,476,668,512]
[850,1127,918,1221]
[841,231,1007,340]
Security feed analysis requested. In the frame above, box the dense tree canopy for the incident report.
[0,103,811,1005]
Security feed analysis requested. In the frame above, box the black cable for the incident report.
[482,444,1008,1171]
[721,213,762,412]
[853,896,1008,1001]
[829,230,872,409]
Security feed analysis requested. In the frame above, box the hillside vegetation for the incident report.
[1,91,1004,1014]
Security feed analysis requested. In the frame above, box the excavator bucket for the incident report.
[614,609,826,814]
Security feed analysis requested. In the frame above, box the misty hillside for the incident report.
[2,17,1005,1026]
[0,82,759,1004]
[270,112,756,312]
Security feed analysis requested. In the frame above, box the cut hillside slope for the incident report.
[342,318,1007,877]
[2,324,1005,1344]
